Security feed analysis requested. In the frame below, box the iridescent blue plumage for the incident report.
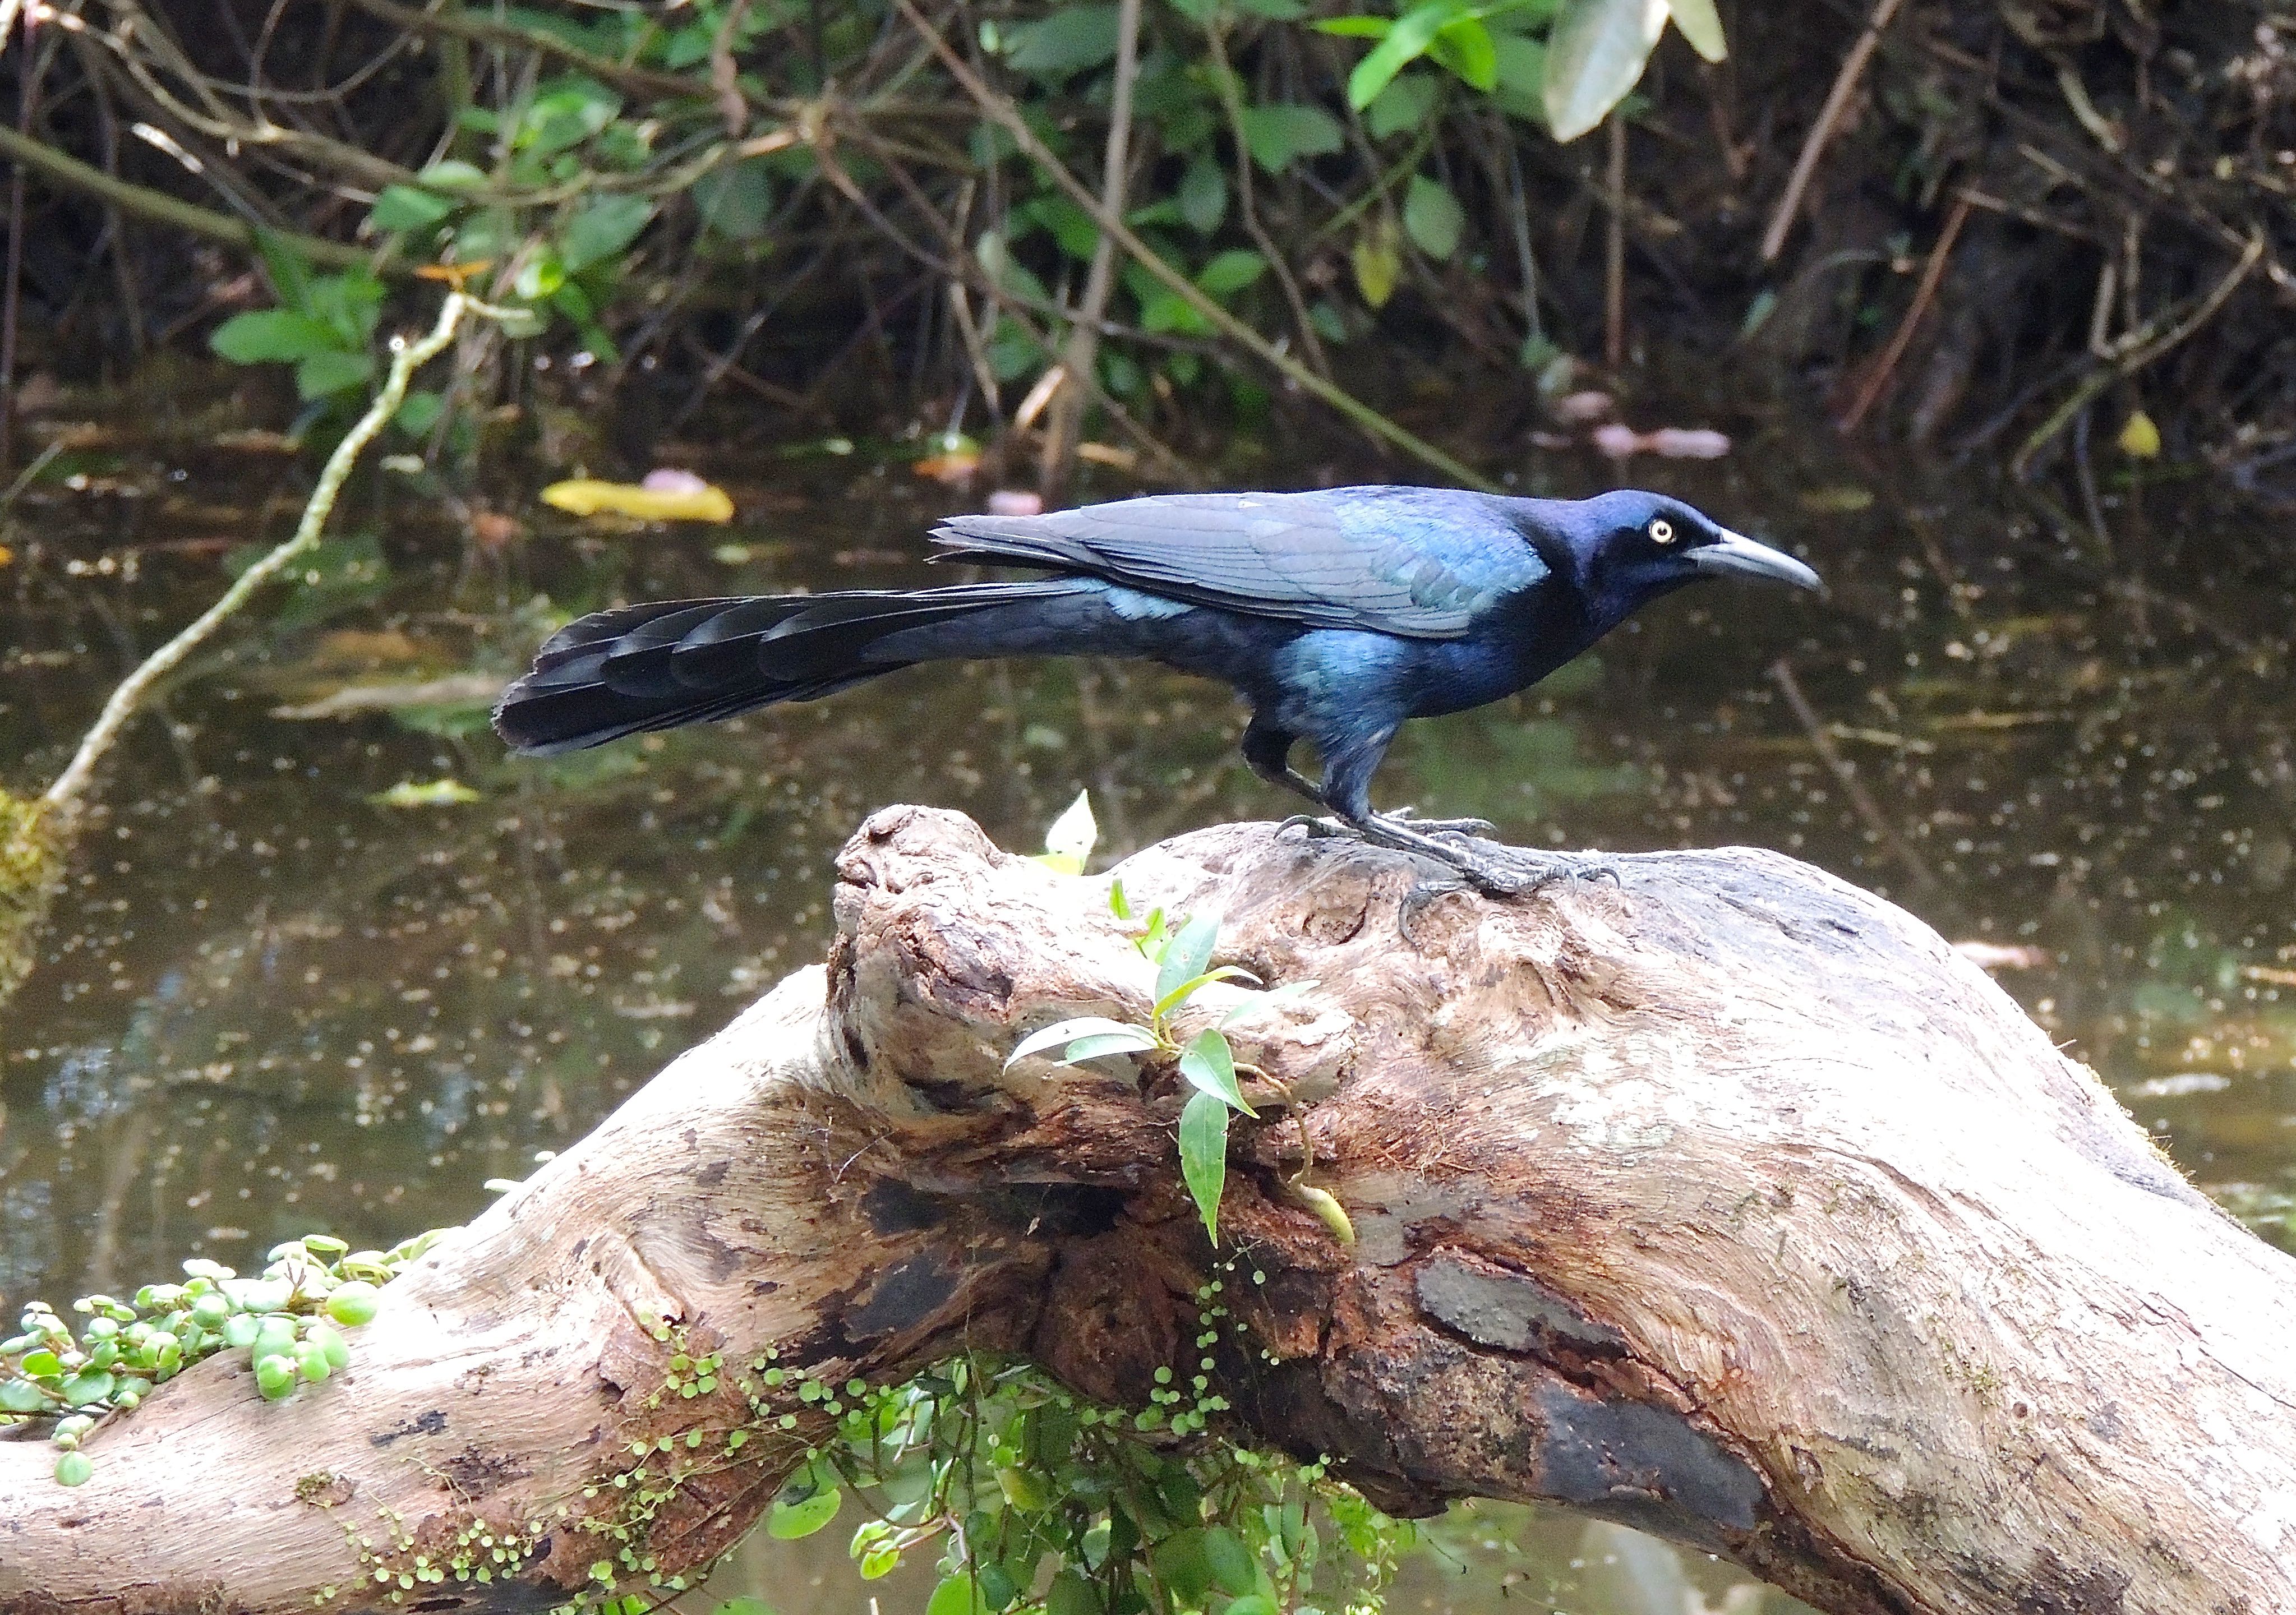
[495,484,1819,890]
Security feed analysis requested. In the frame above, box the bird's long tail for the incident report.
[491,580,1114,755]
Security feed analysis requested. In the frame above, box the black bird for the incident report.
[493,486,1820,890]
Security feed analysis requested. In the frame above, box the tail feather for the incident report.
[492,580,1102,755]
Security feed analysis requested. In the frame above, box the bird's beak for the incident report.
[1692,530,1822,591]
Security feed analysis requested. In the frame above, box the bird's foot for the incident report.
[1277,813,1352,840]
[1347,814,1618,898]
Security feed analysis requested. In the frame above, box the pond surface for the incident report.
[3,387,2292,1614]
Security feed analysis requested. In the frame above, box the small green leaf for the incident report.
[1001,4,1120,78]
[1667,0,1727,61]
[369,184,454,232]
[1153,966,1259,1022]
[1342,0,1468,108]
[295,349,374,401]
[0,1379,51,1413]
[394,389,444,438]
[1353,224,1402,308]
[925,1575,990,1615]
[58,1369,114,1405]
[1204,1526,1257,1596]
[1179,1091,1230,1245]
[1007,1017,1161,1068]
[1040,789,1098,868]
[252,227,315,315]
[209,310,343,366]
[767,1482,841,1539]
[1109,878,1133,922]
[1366,72,1440,140]
[53,1451,92,1487]
[1045,1572,1097,1615]
[1235,104,1344,173]
[418,158,489,191]
[1404,175,1465,260]
[325,1282,381,1326]
[1196,249,1267,301]
[561,195,655,275]
[1151,1528,1214,1607]
[1426,14,1499,91]
[1155,913,1222,1003]
[1177,1028,1255,1115]
[1491,33,1548,120]
[1178,156,1227,235]
[1314,16,1394,39]
[1544,0,1667,142]
[694,157,775,240]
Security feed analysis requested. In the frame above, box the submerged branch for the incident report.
[42,294,464,818]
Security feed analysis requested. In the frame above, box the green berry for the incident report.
[295,1343,331,1383]
[253,1355,297,1400]
[307,1323,350,1371]
[54,1452,91,1487]
[325,1282,381,1327]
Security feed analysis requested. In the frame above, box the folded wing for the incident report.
[933,487,1537,638]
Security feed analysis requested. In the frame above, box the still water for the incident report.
[3,394,2292,1613]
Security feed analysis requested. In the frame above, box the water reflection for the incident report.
[1,412,2290,1609]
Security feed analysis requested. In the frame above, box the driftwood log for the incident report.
[3,807,2292,1614]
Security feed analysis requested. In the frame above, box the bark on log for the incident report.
[3,807,2292,1615]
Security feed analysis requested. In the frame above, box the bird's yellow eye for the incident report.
[1648,518,1675,545]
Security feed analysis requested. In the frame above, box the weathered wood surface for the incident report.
[2,806,2290,1614]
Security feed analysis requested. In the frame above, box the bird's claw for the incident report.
[1277,813,1350,839]
[1454,850,1621,897]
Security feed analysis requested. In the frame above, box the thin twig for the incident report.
[0,121,377,269]
[1,0,31,474]
[709,0,752,139]
[1205,26,1328,381]
[1769,659,1939,894]
[1760,0,1906,262]
[1603,113,1625,370]
[43,294,466,818]
[2011,229,2263,479]
[1838,192,1970,432]
[889,0,1495,493]
[1039,0,1141,500]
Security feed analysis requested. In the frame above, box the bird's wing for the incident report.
[930,488,1539,638]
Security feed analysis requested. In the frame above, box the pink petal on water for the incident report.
[986,489,1044,516]
[1647,428,1732,459]
[640,468,712,493]
[1552,390,1616,425]
[1590,423,1645,459]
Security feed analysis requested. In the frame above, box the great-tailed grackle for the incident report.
[494,486,1820,890]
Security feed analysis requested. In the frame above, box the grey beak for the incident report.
[1692,529,1822,591]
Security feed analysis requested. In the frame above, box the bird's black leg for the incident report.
[1310,732,1611,897]
[1242,717,1329,812]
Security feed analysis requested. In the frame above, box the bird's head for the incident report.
[1555,490,1821,626]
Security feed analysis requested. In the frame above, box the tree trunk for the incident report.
[3,807,2290,1614]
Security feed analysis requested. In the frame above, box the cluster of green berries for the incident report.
[0,1229,439,1486]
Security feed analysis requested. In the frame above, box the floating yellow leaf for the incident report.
[2117,409,2161,459]
[369,778,482,807]
[539,474,734,523]
[0,543,13,567]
